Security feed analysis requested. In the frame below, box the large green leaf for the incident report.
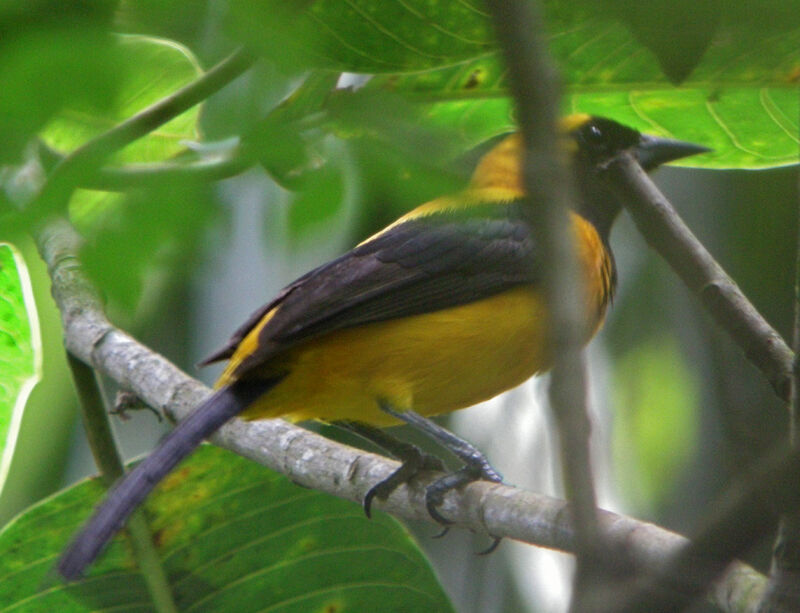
[368,15,800,169]
[0,445,454,612]
[0,245,40,499]
[230,0,798,82]
[228,0,495,74]
[280,0,784,170]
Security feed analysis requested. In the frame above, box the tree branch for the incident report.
[485,3,601,607]
[598,151,800,610]
[603,152,794,401]
[38,217,766,612]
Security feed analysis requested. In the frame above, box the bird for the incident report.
[57,114,709,580]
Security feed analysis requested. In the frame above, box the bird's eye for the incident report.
[586,124,603,142]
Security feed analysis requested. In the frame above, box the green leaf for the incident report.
[228,0,495,74]
[287,143,347,244]
[40,34,202,164]
[612,337,699,512]
[0,445,454,612]
[114,0,212,47]
[364,5,800,169]
[0,244,40,499]
[604,0,723,84]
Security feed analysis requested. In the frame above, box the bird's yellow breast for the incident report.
[239,286,550,425]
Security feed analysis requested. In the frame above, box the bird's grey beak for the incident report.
[634,134,711,170]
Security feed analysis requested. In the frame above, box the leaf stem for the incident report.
[66,354,178,613]
[89,153,254,190]
[66,355,124,484]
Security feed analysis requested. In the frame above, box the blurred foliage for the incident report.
[0,445,453,612]
[612,336,699,513]
[41,35,201,166]
[78,182,219,313]
[45,35,207,312]
[0,0,120,163]
[0,1,796,611]
[114,0,212,50]
[286,137,347,245]
[50,35,202,230]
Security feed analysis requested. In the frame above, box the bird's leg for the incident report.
[334,420,445,518]
[377,403,503,526]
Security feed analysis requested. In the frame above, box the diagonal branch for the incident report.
[38,217,767,613]
[616,443,800,611]
[35,141,255,192]
[603,152,794,401]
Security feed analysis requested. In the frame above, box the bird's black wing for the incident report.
[207,202,539,378]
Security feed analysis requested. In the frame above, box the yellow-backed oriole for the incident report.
[58,114,708,579]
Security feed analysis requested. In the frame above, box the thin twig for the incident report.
[27,47,255,221]
[603,152,794,401]
[66,355,126,485]
[66,355,177,613]
[484,1,601,606]
[37,215,767,612]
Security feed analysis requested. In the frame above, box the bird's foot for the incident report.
[363,445,445,518]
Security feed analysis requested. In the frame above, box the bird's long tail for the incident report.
[57,378,276,581]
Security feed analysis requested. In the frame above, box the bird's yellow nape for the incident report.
[468,114,595,193]
[468,133,524,193]
[558,113,593,133]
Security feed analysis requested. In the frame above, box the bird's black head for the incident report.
[567,114,710,171]
[565,114,710,238]
[463,115,709,240]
